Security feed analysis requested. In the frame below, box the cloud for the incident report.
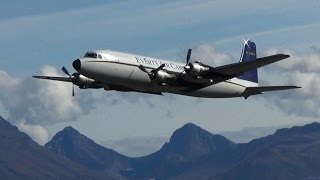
[257,49,320,118]
[186,43,319,119]
[0,66,94,144]
[17,122,50,145]
[264,49,320,74]
[0,65,83,125]
[191,44,233,66]
[0,43,317,144]
[0,65,168,144]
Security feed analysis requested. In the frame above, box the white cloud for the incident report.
[36,66,82,122]
[0,65,84,125]
[192,44,233,66]
[0,65,168,144]
[189,43,319,119]
[0,43,318,144]
[17,121,50,145]
[0,65,99,144]
[0,70,20,88]
[258,49,320,118]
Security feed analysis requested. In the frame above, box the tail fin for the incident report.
[239,40,258,83]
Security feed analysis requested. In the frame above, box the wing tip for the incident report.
[32,75,42,79]
[278,54,290,59]
[32,75,50,79]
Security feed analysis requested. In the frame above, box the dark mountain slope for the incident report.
[45,126,132,178]
[0,116,107,180]
[125,123,237,179]
[44,120,320,180]
[213,122,320,180]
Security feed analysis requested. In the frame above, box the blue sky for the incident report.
[0,0,320,145]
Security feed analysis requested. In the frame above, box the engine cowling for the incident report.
[152,70,173,84]
[73,74,101,89]
[185,62,210,76]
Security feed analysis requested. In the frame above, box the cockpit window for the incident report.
[84,52,97,58]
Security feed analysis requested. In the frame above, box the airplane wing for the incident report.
[242,85,301,98]
[208,54,290,78]
[32,76,72,82]
[178,54,291,91]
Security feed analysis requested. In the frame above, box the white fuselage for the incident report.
[76,50,258,98]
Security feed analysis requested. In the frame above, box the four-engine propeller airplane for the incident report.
[33,40,300,99]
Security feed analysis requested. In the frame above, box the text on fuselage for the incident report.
[135,57,184,71]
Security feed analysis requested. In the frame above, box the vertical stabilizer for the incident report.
[239,40,258,83]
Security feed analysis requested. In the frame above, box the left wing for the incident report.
[32,75,72,82]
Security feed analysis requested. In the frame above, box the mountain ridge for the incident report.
[1,115,320,180]
[0,116,108,180]
[44,125,131,179]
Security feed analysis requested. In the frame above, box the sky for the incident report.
[0,0,320,145]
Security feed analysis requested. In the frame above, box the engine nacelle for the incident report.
[73,74,101,89]
[152,70,173,84]
[185,62,210,76]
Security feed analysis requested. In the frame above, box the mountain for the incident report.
[122,122,320,180]
[124,123,237,179]
[44,126,132,179]
[0,116,106,180]
[214,122,320,180]
[44,121,320,180]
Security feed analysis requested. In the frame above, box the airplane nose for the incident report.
[72,59,81,71]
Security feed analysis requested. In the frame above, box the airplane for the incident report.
[33,40,301,99]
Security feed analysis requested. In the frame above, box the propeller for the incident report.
[139,64,165,80]
[184,49,192,72]
[62,66,71,77]
[186,49,192,64]
[61,66,76,97]
[138,65,149,73]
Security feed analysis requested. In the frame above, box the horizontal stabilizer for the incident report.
[243,85,301,98]
[32,76,72,82]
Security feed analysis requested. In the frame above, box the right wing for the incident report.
[32,76,72,82]
[178,54,291,92]
[208,54,290,78]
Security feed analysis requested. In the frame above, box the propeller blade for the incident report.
[72,84,75,97]
[62,66,71,77]
[186,49,192,64]
[152,64,165,74]
[139,65,149,73]
[140,64,165,80]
